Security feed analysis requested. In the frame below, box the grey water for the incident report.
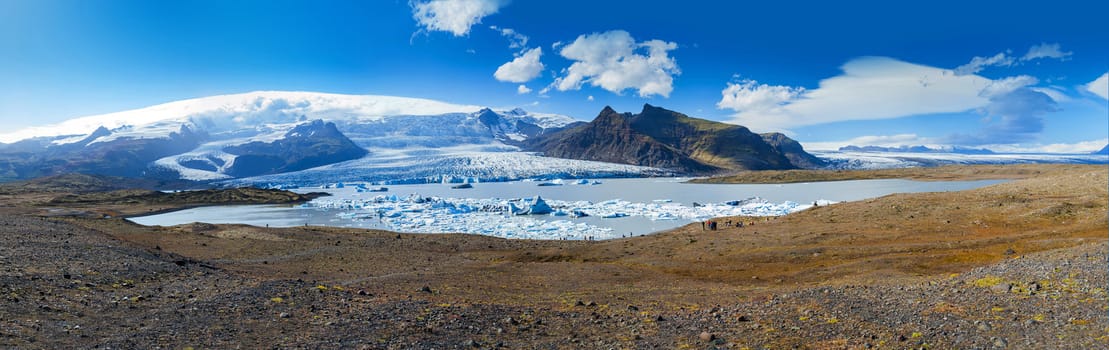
[130,177,1005,237]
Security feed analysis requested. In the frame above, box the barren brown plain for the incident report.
[2,164,1106,349]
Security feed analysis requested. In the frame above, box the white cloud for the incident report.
[949,88,1058,145]
[722,57,995,131]
[954,52,1014,76]
[720,56,1064,146]
[1022,43,1073,61]
[953,43,1072,76]
[1029,86,1071,103]
[516,84,532,94]
[587,95,594,101]
[1086,72,1109,100]
[490,25,528,49]
[494,47,544,83]
[410,0,505,37]
[979,75,1038,98]
[717,79,805,113]
[551,30,680,98]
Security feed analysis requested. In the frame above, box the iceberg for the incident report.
[301,191,830,240]
[511,195,553,215]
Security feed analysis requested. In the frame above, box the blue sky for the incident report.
[1,0,1106,151]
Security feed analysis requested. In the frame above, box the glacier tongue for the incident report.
[221,148,673,186]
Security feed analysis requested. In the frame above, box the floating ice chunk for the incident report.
[301,191,832,240]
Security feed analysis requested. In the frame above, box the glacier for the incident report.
[219,147,672,186]
[0,91,665,182]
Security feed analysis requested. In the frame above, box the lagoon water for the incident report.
[130,178,1004,239]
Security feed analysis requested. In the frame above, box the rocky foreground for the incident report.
[1,164,1106,349]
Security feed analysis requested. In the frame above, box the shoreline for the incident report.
[125,180,1002,240]
[5,163,1105,348]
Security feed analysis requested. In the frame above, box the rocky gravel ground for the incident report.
[1,165,1106,349]
[1,211,1105,349]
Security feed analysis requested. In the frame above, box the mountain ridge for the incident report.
[527,104,821,174]
[0,92,600,182]
[839,145,996,154]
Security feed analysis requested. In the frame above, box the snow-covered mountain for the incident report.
[0,91,663,183]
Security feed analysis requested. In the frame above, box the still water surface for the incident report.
[131,178,1004,238]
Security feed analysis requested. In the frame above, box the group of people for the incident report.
[701,218,756,231]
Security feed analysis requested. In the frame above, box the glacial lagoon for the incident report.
[130,177,1005,240]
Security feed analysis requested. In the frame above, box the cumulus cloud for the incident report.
[717,79,805,113]
[490,25,528,49]
[410,0,505,36]
[494,47,544,83]
[1086,72,1109,100]
[587,95,594,101]
[1022,43,1073,61]
[551,30,680,98]
[516,84,531,94]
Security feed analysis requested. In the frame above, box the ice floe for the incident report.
[301,192,834,240]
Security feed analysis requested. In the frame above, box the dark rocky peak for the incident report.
[593,106,631,124]
[71,126,113,146]
[474,108,502,127]
[598,106,619,116]
[639,103,668,114]
[632,103,686,125]
[286,120,341,139]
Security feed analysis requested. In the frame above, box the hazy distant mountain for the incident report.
[527,104,819,174]
[838,145,995,154]
[1094,144,1109,155]
[0,124,204,180]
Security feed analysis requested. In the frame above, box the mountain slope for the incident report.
[0,125,204,180]
[528,104,816,174]
[761,132,826,169]
[0,91,595,182]
[526,106,716,172]
[1094,144,1109,155]
[222,120,367,177]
